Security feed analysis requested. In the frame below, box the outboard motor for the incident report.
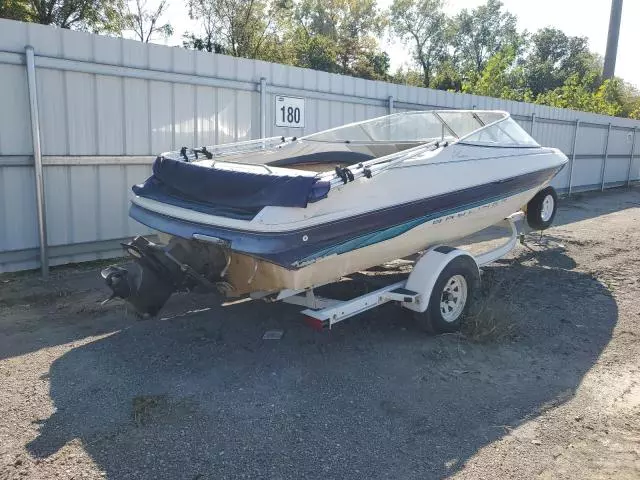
[102,236,228,317]
[102,262,176,317]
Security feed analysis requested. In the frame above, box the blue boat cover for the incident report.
[133,156,330,209]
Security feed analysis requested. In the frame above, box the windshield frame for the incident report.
[456,113,540,148]
[300,109,540,147]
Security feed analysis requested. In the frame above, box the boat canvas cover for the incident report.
[133,156,331,209]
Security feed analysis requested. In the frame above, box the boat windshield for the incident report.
[303,111,454,144]
[302,110,539,148]
[458,116,539,147]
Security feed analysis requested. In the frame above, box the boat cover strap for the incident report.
[133,156,330,209]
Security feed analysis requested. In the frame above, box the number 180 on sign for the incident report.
[275,96,305,128]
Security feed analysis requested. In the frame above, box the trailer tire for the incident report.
[526,186,558,230]
[414,256,478,334]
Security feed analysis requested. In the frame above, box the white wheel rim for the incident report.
[541,194,554,222]
[440,275,468,323]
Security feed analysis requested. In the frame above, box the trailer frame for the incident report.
[253,212,525,330]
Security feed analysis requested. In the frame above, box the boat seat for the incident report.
[268,150,374,169]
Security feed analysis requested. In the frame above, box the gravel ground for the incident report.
[1,187,639,480]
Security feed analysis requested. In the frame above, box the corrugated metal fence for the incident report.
[1,18,640,274]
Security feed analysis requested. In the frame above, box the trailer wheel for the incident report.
[526,187,558,230]
[414,256,478,334]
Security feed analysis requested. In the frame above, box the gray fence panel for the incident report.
[604,156,630,187]
[608,126,634,155]
[0,64,32,155]
[2,18,640,273]
[632,130,640,182]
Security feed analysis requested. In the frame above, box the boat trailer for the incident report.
[103,212,525,332]
[252,212,526,332]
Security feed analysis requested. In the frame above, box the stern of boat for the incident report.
[101,235,230,317]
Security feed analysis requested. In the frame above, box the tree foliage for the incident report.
[184,0,288,62]
[520,27,598,96]
[182,0,389,78]
[124,0,172,42]
[0,0,31,21]
[391,0,639,117]
[389,0,448,88]
[462,46,531,102]
[2,0,640,118]
[289,0,387,78]
[25,0,125,32]
[535,76,621,117]
[452,0,521,75]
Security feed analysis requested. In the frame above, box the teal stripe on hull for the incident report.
[300,187,529,264]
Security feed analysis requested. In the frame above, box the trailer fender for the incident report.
[402,246,479,313]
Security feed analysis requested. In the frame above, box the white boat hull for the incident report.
[224,183,543,295]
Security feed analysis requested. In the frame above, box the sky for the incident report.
[162,0,640,88]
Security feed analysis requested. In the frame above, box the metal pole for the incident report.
[626,127,636,187]
[603,0,623,79]
[601,122,612,191]
[25,46,48,279]
[259,77,266,145]
[388,96,394,115]
[568,119,580,197]
[530,113,536,136]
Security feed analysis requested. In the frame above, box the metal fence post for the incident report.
[259,77,267,144]
[601,122,612,191]
[530,113,536,136]
[25,46,49,279]
[626,127,637,187]
[388,96,394,114]
[568,119,580,197]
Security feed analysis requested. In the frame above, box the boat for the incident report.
[102,110,568,317]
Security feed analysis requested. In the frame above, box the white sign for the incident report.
[275,96,305,128]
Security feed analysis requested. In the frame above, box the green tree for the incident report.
[389,0,448,88]
[535,75,621,116]
[521,27,600,95]
[597,78,640,119]
[390,66,424,87]
[452,0,522,76]
[124,0,172,42]
[289,32,340,71]
[183,0,223,53]
[431,59,463,91]
[26,0,126,32]
[0,0,31,21]
[184,0,288,62]
[462,46,531,101]
[351,50,390,80]
[291,0,387,76]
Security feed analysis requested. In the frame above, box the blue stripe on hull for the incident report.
[300,189,520,263]
[130,166,561,268]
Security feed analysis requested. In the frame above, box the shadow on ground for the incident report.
[553,186,640,226]
[2,187,636,363]
[26,257,616,479]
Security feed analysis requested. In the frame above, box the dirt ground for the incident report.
[1,187,639,480]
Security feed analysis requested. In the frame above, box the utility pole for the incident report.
[603,0,623,79]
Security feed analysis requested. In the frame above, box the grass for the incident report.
[462,269,520,343]
[463,294,518,343]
